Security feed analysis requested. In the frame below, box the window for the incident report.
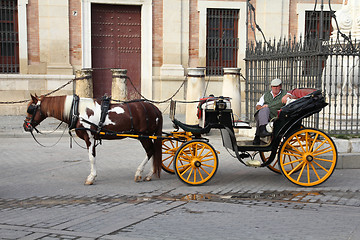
[305,10,333,41]
[303,10,332,76]
[0,0,19,73]
[206,9,239,76]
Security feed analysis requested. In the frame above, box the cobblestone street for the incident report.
[0,130,359,239]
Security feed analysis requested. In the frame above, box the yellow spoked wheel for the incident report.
[161,132,193,174]
[260,151,281,174]
[162,139,180,174]
[174,140,218,185]
[278,128,337,187]
[260,138,299,174]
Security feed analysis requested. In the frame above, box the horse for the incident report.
[23,94,163,185]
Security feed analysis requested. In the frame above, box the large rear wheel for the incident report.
[174,140,218,185]
[278,128,337,187]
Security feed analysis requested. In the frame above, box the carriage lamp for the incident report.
[216,99,227,110]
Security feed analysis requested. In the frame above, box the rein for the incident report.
[29,123,68,147]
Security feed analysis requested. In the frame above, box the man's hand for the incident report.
[256,104,268,110]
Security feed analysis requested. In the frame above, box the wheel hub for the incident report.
[191,158,201,168]
[303,153,314,162]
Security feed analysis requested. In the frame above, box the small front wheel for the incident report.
[161,131,193,174]
[174,140,218,185]
[162,138,180,174]
[278,128,337,187]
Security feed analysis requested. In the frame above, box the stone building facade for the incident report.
[0,0,343,115]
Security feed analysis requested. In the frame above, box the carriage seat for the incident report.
[172,118,212,135]
[269,89,326,134]
[277,89,327,119]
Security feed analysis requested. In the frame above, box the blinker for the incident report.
[27,104,37,114]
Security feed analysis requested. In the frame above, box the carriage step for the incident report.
[245,159,261,167]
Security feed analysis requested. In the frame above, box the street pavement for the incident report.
[0,115,359,239]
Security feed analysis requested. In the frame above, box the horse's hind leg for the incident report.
[134,155,152,182]
[85,137,97,185]
[135,139,154,182]
[144,156,155,181]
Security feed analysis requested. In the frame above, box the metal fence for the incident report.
[245,36,360,135]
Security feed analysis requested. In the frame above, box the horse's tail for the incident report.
[153,109,163,178]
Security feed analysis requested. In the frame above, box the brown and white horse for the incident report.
[23,94,163,185]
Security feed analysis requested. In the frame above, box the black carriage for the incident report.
[162,90,338,187]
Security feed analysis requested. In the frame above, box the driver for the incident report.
[252,78,287,145]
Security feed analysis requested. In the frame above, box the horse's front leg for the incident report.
[85,137,97,185]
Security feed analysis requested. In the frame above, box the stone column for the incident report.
[186,68,205,124]
[75,69,93,98]
[111,69,127,102]
[160,0,184,76]
[38,0,73,75]
[222,68,241,120]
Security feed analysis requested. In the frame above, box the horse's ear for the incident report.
[30,94,38,104]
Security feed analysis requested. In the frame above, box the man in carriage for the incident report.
[252,78,287,145]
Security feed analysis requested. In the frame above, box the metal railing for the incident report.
[245,36,360,135]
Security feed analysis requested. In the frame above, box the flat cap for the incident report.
[271,78,282,86]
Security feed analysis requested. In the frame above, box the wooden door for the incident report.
[91,4,141,99]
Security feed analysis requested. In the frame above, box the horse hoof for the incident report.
[85,180,94,185]
[144,176,152,181]
[134,176,142,182]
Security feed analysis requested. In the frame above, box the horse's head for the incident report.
[23,94,47,132]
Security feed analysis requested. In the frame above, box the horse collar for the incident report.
[68,94,80,130]
[98,95,111,131]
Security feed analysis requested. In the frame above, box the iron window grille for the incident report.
[206,8,239,76]
[303,10,332,77]
[0,0,19,73]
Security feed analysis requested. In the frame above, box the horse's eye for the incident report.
[27,105,37,114]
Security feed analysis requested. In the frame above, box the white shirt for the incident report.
[256,90,283,106]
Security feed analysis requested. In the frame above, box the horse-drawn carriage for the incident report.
[161,89,337,187]
[24,89,337,187]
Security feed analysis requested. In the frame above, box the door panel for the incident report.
[91,4,141,99]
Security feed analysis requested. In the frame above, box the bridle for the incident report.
[24,100,67,147]
[24,101,43,133]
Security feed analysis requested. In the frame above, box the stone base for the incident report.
[160,64,184,76]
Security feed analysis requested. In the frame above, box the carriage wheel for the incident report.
[261,125,305,174]
[260,138,299,174]
[260,151,281,174]
[162,132,193,174]
[162,139,181,174]
[174,140,218,185]
[278,128,337,187]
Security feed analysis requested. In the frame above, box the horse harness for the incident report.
[72,95,155,136]
[26,95,157,138]
[69,95,112,134]
[68,94,80,130]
